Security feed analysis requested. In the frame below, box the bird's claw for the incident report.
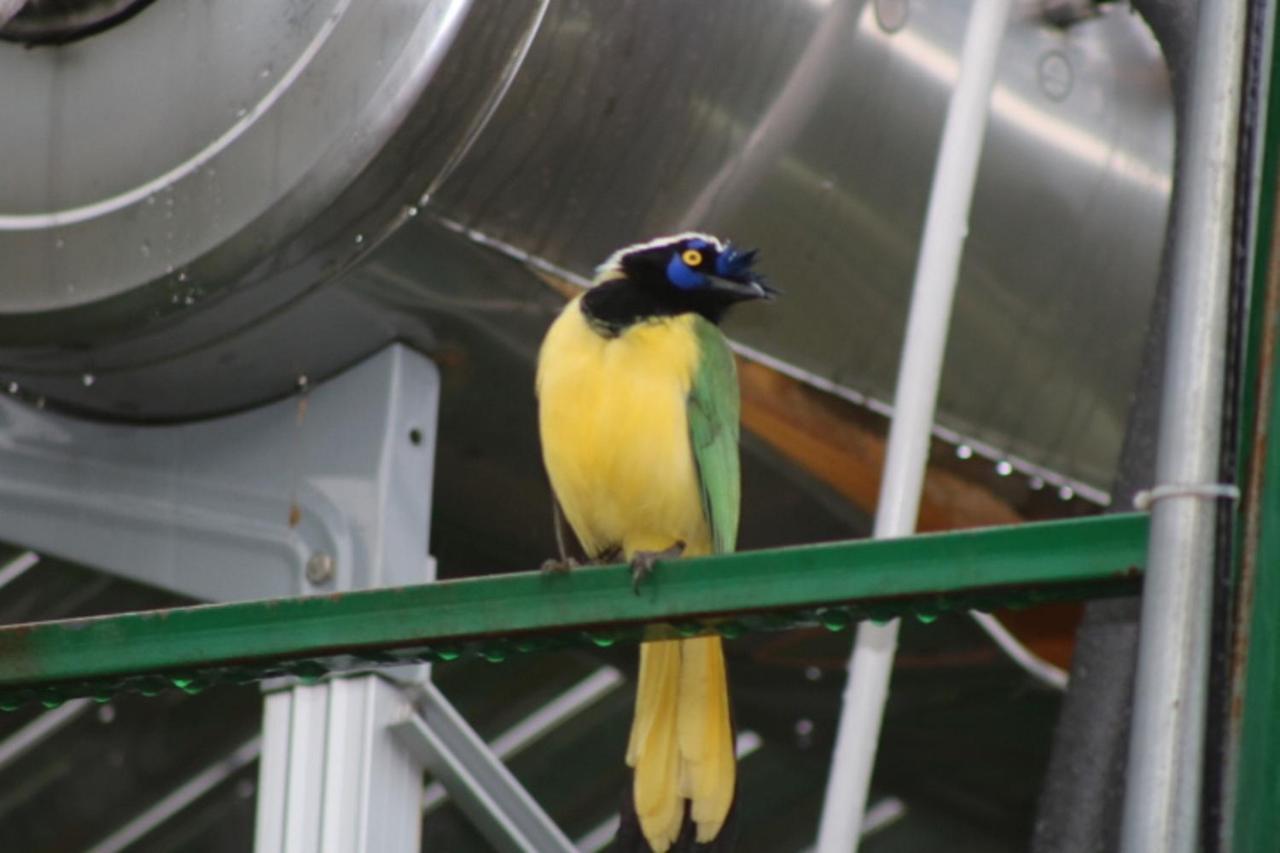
[540,556,580,574]
[629,541,686,594]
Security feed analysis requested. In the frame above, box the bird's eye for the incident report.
[681,249,704,267]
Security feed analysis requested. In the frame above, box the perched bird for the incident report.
[536,233,773,851]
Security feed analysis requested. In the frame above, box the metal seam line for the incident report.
[1120,0,1249,845]
[815,1,1014,849]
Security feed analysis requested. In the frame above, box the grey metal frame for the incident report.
[0,343,586,850]
[1120,2,1250,851]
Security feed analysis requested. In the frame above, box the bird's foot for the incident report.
[540,546,622,575]
[629,541,686,593]
[539,556,580,575]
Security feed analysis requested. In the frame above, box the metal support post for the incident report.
[1119,2,1248,851]
[246,345,441,853]
[816,1,1013,849]
[257,676,430,853]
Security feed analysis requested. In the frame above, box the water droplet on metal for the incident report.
[177,271,189,282]
[6,381,17,394]
[820,608,851,632]
[914,611,938,624]
[996,460,1013,477]
[586,631,616,648]
[1029,476,1046,490]
[435,646,460,661]
[354,233,364,245]
[956,444,973,460]
[481,645,507,663]
[1058,485,1075,501]
[81,373,96,387]
[97,704,116,723]
[805,666,822,682]
[719,621,744,639]
[406,205,418,217]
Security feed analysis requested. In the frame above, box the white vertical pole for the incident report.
[816,1,1013,849]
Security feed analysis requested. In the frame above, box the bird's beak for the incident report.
[709,274,779,302]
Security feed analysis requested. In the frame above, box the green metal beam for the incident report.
[0,513,1147,710]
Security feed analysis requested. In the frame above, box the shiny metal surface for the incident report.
[0,0,1173,497]
[1120,0,1247,849]
[0,0,471,335]
[424,0,1172,496]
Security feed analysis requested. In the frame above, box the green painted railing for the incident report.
[0,513,1147,710]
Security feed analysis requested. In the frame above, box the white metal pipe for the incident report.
[1119,1,1248,850]
[89,737,262,853]
[0,551,38,591]
[421,667,623,813]
[970,611,1068,691]
[0,698,89,773]
[815,1,1012,849]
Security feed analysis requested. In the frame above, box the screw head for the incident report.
[306,552,335,585]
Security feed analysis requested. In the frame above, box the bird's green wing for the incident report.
[688,318,741,555]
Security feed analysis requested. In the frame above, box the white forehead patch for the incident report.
[592,232,726,285]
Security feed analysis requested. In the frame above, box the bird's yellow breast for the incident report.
[536,297,712,559]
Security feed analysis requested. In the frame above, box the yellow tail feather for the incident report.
[628,636,735,851]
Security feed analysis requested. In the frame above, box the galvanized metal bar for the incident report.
[1119,1,1250,851]
[0,552,38,591]
[391,680,576,853]
[817,1,1013,849]
[89,737,261,853]
[421,667,624,813]
[0,514,1146,707]
[0,698,89,773]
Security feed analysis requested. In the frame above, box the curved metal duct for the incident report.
[0,0,1172,500]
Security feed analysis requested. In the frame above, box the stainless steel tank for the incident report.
[0,0,1173,500]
